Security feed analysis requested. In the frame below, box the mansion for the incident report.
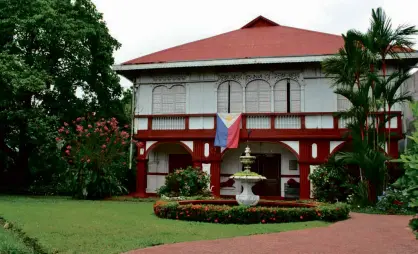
[114,16,418,199]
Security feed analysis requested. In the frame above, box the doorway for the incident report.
[168,154,192,173]
[242,153,281,196]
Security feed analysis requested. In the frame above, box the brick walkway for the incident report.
[127,213,418,254]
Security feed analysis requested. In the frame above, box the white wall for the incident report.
[220,142,299,196]
[304,78,335,112]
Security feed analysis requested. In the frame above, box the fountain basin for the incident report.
[230,175,266,206]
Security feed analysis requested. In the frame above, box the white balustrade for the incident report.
[275,115,301,129]
[152,117,185,130]
[246,115,271,129]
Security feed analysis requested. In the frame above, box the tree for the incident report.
[0,0,124,189]
[322,7,417,203]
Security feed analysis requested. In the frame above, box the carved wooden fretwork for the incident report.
[151,74,189,83]
[216,71,304,88]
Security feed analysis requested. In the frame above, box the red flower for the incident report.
[261,220,265,223]
[65,150,70,155]
[300,216,303,220]
[393,200,403,206]
[66,145,71,150]
[214,219,218,223]
[76,117,81,122]
[101,144,106,149]
[65,130,69,134]
[336,208,339,211]
[55,137,61,141]
[64,122,69,126]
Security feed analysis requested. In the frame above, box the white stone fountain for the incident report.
[230,145,266,206]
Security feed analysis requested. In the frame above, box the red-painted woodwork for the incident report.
[210,161,221,197]
[135,159,147,198]
[168,154,192,173]
[299,163,310,199]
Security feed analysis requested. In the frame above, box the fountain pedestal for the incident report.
[230,145,266,206]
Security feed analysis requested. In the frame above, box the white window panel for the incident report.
[245,80,271,113]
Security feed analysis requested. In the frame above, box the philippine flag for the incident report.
[214,113,242,148]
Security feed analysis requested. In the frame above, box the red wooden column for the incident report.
[208,144,221,197]
[135,141,147,198]
[192,140,204,169]
[210,160,221,197]
[299,163,310,199]
[298,141,311,200]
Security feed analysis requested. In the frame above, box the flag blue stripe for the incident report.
[214,115,228,147]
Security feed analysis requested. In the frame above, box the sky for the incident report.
[91,0,418,88]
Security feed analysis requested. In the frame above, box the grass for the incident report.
[0,227,34,254]
[0,196,330,254]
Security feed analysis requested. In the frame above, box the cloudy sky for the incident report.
[92,0,418,88]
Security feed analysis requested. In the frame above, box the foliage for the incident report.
[55,114,130,199]
[153,200,350,224]
[157,166,210,197]
[0,227,35,254]
[0,0,126,191]
[232,169,263,177]
[375,186,414,214]
[409,217,418,239]
[0,196,328,253]
[309,156,354,203]
[322,7,417,202]
[393,102,418,209]
[347,181,372,207]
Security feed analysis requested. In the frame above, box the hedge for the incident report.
[153,200,350,224]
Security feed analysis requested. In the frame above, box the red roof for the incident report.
[123,16,344,65]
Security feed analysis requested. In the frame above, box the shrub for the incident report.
[56,114,130,199]
[375,186,413,214]
[409,217,418,239]
[347,181,372,207]
[309,156,354,203]
[153,200,350,224]
[157,166,210,197]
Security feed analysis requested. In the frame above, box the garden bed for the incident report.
[153,200,350,224]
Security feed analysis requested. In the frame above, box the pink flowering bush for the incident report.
[56,113,130,199]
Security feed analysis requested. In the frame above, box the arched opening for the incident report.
[245,79,271,112]
[217,81,243,113]
[145,142,192,194]
[220,142,299,198]
[152,85,186,114]
[274,79,301,113]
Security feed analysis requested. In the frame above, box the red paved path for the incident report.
[127,213,418,254]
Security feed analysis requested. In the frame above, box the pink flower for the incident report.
[122,141,126,145]
[124,125,129,128]
[76,125,83,132]
[86,133,91,137]
[76,117,81,122]
[55,137,61,141]
[104,126,109,132]
[88,124,92,128]
[64,122,69,126]
[101,144,106,149]
[87,159,90,163]
[65,150,70,155]
[65,130,69,134]
[66,145,71,150]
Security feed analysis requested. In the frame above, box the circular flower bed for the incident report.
[153,199,350,224]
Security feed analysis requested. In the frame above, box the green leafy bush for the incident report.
[157,166,210,197]
[56,114,130,199]
[153,200,350,224]
[375,186,412,214]
[409,217,418,239]
[309,156,354,202]
[347,181,372,207]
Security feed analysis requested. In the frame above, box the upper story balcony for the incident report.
[133,112,402,141]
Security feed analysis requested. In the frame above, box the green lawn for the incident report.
[0,196,329,254]
[0,227,34,254]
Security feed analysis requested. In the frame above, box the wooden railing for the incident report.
[133,112,402,140]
